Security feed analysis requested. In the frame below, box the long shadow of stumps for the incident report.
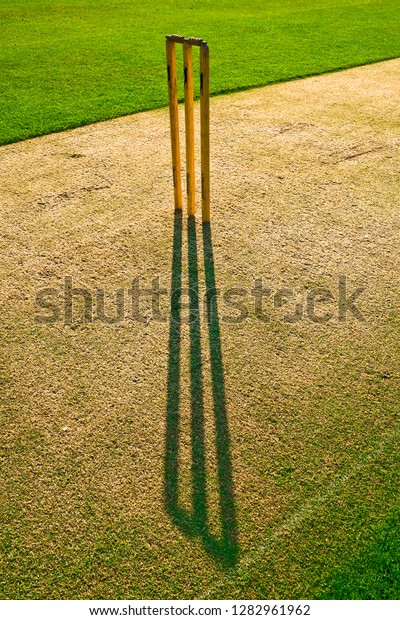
[164,212,238,567]
[202,222,238,563]
[165,210,183,523]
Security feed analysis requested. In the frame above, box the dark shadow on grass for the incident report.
[164,212,238,567]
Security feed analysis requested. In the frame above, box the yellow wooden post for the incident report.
[183,41,195,217]
[166,37,182,211]
[200,43,210,223]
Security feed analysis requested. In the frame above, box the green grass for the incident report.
[1,0,400,145]
[210,425,400,599]
[322,508,400,599]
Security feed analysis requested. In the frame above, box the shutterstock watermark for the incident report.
[34,275,366,325]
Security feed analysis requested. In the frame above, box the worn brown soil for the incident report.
[1,59,399,599]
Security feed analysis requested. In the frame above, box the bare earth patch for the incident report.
[0,59,399,599]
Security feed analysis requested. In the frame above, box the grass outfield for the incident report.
[1,59,399,599]
[1,0,400,146]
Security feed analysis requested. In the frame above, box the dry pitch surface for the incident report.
[1,59,400,599]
